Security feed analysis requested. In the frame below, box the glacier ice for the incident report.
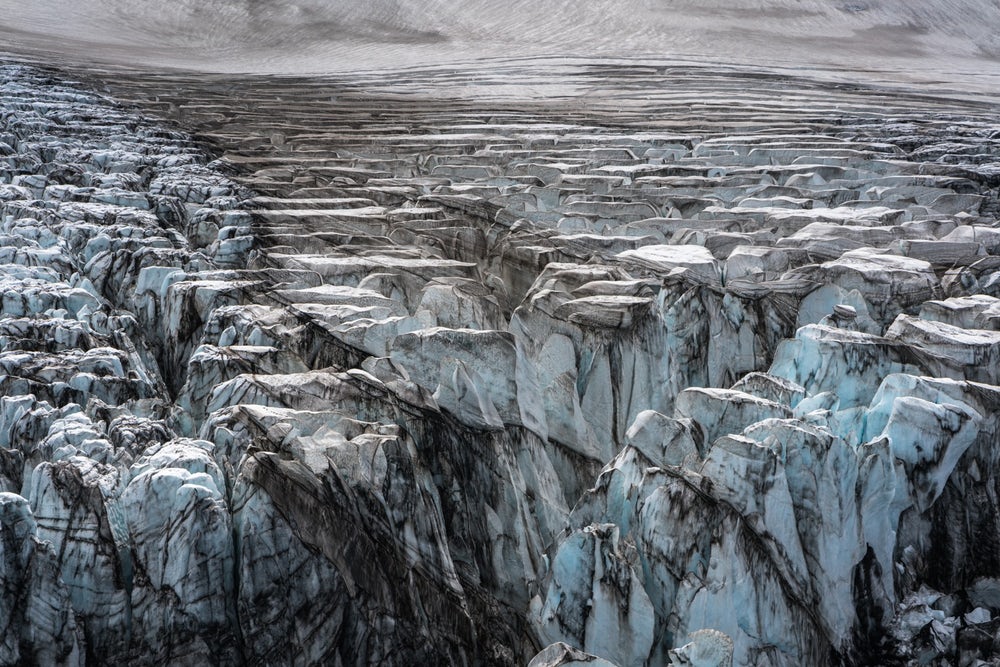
[0,59,999,667]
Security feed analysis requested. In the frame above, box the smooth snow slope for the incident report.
[1,0,999,83]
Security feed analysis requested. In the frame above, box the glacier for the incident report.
[0,33,997,667]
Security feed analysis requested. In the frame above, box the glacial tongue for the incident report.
[0,60,999,666]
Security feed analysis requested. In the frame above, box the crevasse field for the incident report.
[2,2,1000,666]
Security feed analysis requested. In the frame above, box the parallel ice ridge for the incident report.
[4,0,1000,100]
[0,60,999,666]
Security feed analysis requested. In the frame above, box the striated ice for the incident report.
[668,629,734,667]
[0,491,83,665]
[617,244,721,284]
[770,324,919,411]
[433,356,505,430]
[624,410,703,467]
[529,642,620,667]
[1,59,999,667]
[674,387,791,443]
[533,523,655,667]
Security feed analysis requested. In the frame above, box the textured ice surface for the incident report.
[2,0,1000,104]
[0,58,998,666]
